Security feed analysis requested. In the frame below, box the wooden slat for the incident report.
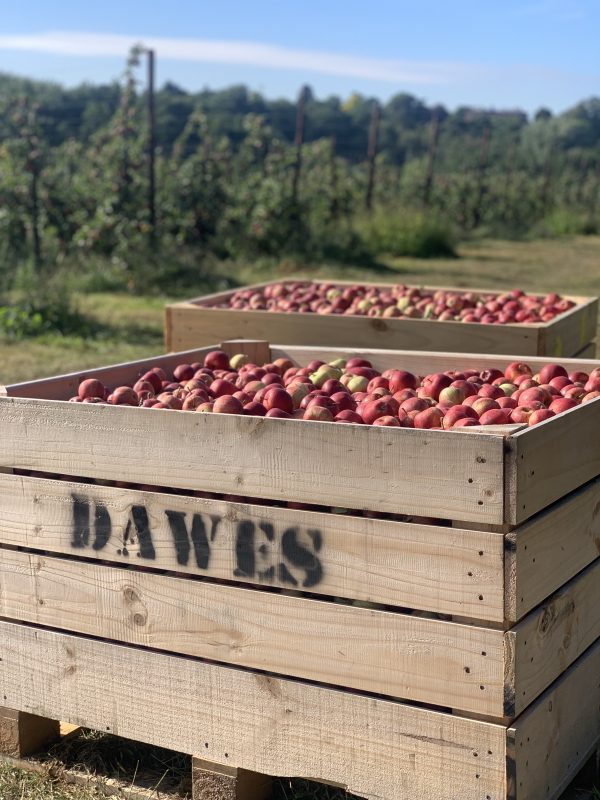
[166,305,543,356]
[539,297,599,358]
[0,548,504,715]
[219,339,271,364]
[508,637,600,800]
[506,477,600,622]
[509,558,600,716]
[0,472,505,620]
[4,346,216,401]
[0,621,508,800]
[573,340,597,359]
[0,397,506,523]
[508,398,600,524]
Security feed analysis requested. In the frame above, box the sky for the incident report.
[0,0,598,114]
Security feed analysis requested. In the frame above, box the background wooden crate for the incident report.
[0,341,599,798]
[165,281,598,357]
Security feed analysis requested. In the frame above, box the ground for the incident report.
[0,236,599,799]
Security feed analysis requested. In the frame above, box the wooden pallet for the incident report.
[0,340,599,799]
[165,281,599,357]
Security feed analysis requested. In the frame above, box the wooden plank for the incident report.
[510,558,600,717]
[0,472,505,620]
[507,477,600,622]
[0,621,508,800]
[219,340,271,364]
[508,637,600,800]
[573,339,597,359]
[4,346,216,401]
[192,759,272,800]
[166,305,542,356]
[539,297,598,358]
[0,397,506,524]
[508,398,600,524]
[0,708,60,757]
[0,548,505,715]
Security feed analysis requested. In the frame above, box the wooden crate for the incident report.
[165,281,599,357]
[0,341,599,799]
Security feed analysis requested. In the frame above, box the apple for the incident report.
[452,418,480,427]
[539,364,568,384]
[472,398,501,417]
[109,386,138,406]
[438,386,465,407]
[372,415,401,427]
[335,410,364,424]
[505,362,533,382]
[210,378,237,397]
[204,350,231,371]
[549,397,578,414]
[213,396,244,414]
[263,387,294,414]
[304,405,334,422]
[479,409,510,425]
[413,407,444,429]
[78,378,107,400]
[529,409,556,425]
[388,370,419,392]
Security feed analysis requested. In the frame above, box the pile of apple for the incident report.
[72,350,600,429]
[210,282,575,324]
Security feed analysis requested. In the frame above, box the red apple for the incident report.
[413,407,444,429]
[78,378,107,401]
[479,409,510,425]
[304,405,334,422]
[529,409,556,425]
[213,395,244,414]
[109,386,138,406]
[204,350,231,371]
[335,410,364,424]
[549,397,579,414]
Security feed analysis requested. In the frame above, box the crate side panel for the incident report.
[512,558,600,716]
[540,297,598,358]
[511,400,600,524]
[0,548,505,716]
[511,477,600,622]
[0,473,505,620]
[0,621,507,800]
[0,398,506,524]
[166,306,540,355]
[509,636,600,800]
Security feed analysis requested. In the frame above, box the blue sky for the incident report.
[0,0,598,113]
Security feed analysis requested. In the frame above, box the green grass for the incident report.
[1,235,599,798]
[3,235,600,385]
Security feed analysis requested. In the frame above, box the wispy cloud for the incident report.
[511,0,585,20]
[0,31,473,85]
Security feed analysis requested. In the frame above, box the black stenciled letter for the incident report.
[165,510,220,568]
[70,494,111,551]
[280,528,323,588]
[234,520,275,581]
[124,505,156,559]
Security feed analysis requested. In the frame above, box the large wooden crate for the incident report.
[1,341,600,799]
[165,281,598,357]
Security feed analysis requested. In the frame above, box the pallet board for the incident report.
[165,282,598,357]
[0,620,598,800]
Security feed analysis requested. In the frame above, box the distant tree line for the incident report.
[0,56,599,290]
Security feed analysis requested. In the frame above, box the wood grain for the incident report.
[0,548,504,715]
[508,398,600,524]
[0,472,506,620]
[507,477,600,622]
[0,396,506,523]
[0,620,508,800]
[510,558,600,716]
[508,636,600,800]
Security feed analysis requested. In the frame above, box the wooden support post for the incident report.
[0,708,60,757]
[192,758,272,800]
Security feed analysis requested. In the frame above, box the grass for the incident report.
[2,235,600,384]
[1,234,599,799]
